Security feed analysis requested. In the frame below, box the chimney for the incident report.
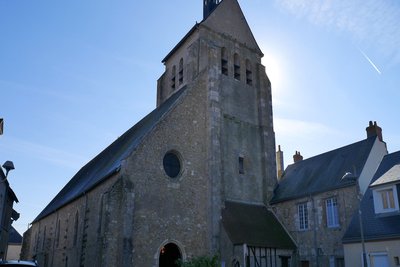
[0,118,3,135]
[276,145,284,180]
[293,151,303,163]
[366,121,383,141]
[203,0,220,19]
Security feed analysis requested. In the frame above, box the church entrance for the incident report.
[159,243,182,267]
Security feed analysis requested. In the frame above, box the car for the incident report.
[0,260,39,267]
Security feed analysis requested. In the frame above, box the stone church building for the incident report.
[21,0,296,266]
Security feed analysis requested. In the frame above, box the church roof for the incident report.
[222,200,296,249]
[271,137,377,204]
[342,151,400,243]
[33,88,187,222]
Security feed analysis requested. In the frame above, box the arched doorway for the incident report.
[159,243,182,267]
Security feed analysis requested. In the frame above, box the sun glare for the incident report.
[261,52,284,92]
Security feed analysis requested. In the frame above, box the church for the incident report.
[21,0,296,266]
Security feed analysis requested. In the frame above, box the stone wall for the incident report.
[272,185,360,266]
[23,174,120,267]
[125,71,211,266]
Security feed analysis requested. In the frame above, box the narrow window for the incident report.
[238,156,244,174]
[298,203,308,230]
[380,189,395,210]
[73,212,79,246]
[221,47,228,75]
[171,65,176,90]
[246,59,252,85]
[326,198,339,228]
[178,58,183,85]
[394,256,400,266]
[234,53,240,80]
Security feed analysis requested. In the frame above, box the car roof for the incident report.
[0,260,38,266]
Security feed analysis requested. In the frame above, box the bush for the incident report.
[177,254,220,267]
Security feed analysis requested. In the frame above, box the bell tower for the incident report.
[203,0,220,19]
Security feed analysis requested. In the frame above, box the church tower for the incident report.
[157,0,277,205]
[156,1,292,264]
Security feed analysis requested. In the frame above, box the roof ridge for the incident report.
[287,137,376,167]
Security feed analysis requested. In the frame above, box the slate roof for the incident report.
[222,200,296,249]
[342,151,400,243]
[370,164,400,187]
[33,88,187,222]
[271,137,377,204]
[8,226,22,244]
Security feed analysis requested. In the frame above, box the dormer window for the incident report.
[370,164,400,215]
[381,189,395,210]
[372,185,399,214]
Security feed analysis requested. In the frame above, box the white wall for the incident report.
[344,240,400,267]
[358,138,387,194]
[6,244,21,260]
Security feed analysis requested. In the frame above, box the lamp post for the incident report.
[359,207,367,267]
[341,172,367,267]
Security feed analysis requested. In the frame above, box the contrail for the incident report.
[358,48,382,75]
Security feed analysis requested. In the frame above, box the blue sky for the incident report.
[1,0,399,235]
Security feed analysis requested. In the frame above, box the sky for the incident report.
[1,0,400,236]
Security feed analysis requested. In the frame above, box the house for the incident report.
[342,151,400,267]
[6,226,23,260]
[21,1,296,266]
[270,122,387,267]
[0,164,19,260]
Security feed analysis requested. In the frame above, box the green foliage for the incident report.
[177,254,220,267]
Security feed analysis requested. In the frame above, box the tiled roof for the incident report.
[222,200,296,249]
[33,88,187,222]
[342,151,400,243]
[271,137,377,204]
